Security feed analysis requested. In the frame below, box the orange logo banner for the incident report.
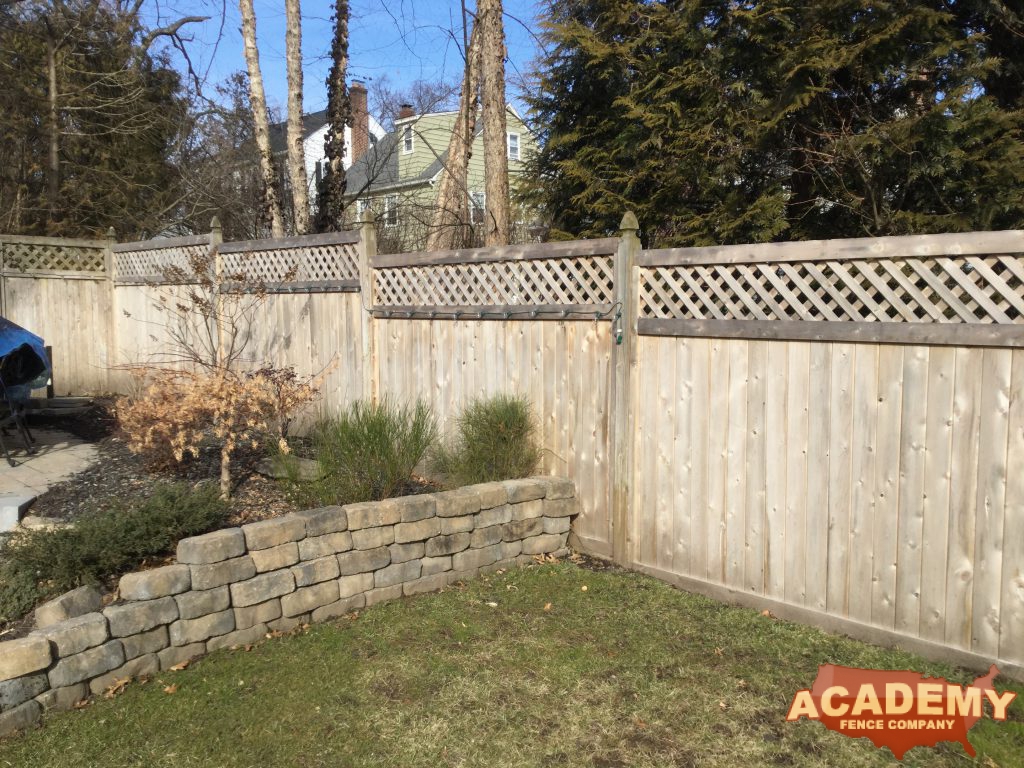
[786,664,1016,760]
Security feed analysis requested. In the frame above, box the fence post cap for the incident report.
[209,216,222,233]
[619,211,639,233]
[359,209,376,226]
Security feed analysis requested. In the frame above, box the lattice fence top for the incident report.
[639,232,1024,326]
[371,240,618,310]
[1,238,106,273]
[374,256,615,308]
[220,236,359,284]
[114,235,211,282]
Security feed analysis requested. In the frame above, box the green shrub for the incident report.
[430,394,543,487]
[290,398,438,506]
[0,482,227,626]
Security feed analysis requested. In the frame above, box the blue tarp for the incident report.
[0,316,50,399]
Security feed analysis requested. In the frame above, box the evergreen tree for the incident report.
[525,0,1024,246]
[0,1,193,238]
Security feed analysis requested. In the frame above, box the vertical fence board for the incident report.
[655,340,675,570]
[764,342,788,599]
[805,344,832,613]
[848,344,879,624]
[895,346,929,636]
[946,347,983,650]
[688,338,710,580]
[826,344,855,616]
[971,349,1011,657]
[707,339,730,584]
[784,343,810,605]
[1000,350,1024,665]
[744,341,768,594]
[872,345,904,630]
[672,340,692,575]
[725,341,748,589]
[920,347,955,642]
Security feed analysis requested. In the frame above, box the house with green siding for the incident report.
[343,104,538,252]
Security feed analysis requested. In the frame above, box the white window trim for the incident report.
[507,131,520,161]
[470,191,485,225]
[402,125,414,154]
[384,195,399,227]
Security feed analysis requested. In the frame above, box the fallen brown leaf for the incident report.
[163,683,178,694]
[169,659,190,671]
[103,677,131,699]
[543,602,552,611]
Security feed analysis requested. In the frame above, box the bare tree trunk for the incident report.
[284,0,310,234]
[46,32,60,231]
[239,0,285,238]
[316,0,350,232]
[427,22,481,251]
[478,0,510,246]
[220,440,232,499]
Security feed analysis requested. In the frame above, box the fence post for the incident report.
[209,217,225,368]
[610,211,641,566]
[357,211,379,402]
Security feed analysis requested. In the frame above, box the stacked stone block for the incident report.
[0,476,577,737]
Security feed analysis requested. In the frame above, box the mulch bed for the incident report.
[26,398,299,527]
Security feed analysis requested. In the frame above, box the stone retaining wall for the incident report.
[0,477,577,737]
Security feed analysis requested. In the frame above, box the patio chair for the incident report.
[0,316,50,467]
[0,379,36,467]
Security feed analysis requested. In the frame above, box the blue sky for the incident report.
[147,0,544,118]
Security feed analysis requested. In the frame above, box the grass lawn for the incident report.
[0,561,1020,767]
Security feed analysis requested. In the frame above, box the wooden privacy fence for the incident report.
[2,219,1023,679]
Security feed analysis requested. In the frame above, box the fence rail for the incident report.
[3,220,1023,680]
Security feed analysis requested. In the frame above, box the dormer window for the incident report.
[507,132,520,161]
[403,125,413,154]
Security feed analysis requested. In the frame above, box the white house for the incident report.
[269,81,386,203]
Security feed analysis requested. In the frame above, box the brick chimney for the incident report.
[398,103,415,120]
[350,80,369,163]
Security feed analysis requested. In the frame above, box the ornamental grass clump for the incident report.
[430,394,542,487]
[0,482,227,627]
[290,398,437,506]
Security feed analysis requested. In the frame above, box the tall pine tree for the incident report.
[525,0,1024,246]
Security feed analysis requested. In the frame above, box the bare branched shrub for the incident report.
[118,367,321,497]
[116,220,325,498]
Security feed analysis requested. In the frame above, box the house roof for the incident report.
[345,122,487,198]
[268,110,329,155]
[268,110,386,155]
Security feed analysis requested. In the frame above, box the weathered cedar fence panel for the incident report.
[627,230,1024,678]
[0,234,113,394]
[367,238,619,554]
